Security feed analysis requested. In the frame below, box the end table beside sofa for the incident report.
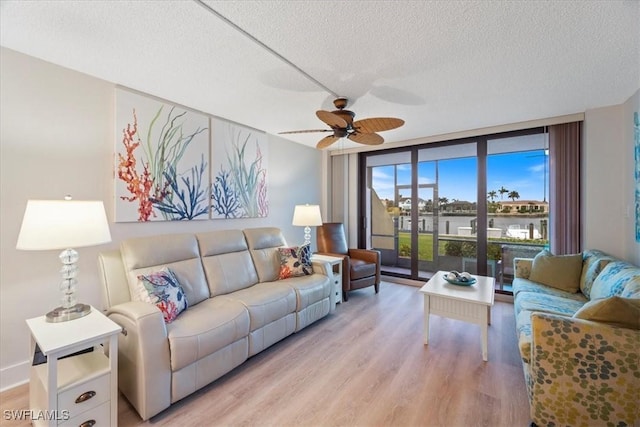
[26,308,121,427]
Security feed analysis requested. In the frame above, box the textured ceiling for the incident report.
[1,0,638,151]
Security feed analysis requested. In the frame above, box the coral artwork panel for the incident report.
[210,118,269,219]
[115,88,210,222]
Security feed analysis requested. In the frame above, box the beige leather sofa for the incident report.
[98,227,332,420]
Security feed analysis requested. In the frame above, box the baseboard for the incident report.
[382,275,424,287]
[495,293,514,303]
[0,359,29,392]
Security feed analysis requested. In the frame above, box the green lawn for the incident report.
[397,232,439,260]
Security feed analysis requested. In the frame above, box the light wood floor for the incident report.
[0,282,530,427]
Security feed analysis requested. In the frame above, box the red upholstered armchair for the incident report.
[316,223,380,301]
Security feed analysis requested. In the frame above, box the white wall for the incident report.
[583,90,639,263]
[0,48,323,390]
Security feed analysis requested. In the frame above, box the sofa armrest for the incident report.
[310,260,334,307]
[106,301,172,420]
[529,312,640,427]
[310,260,330,276]
[513,257,533,279]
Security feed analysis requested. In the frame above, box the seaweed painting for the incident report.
[211,119,268,219]
[115,89,210,222]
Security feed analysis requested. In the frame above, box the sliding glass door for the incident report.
[484,132,549,292]
[368,151,412,275]
[361,128,549,293]
[416,144,478,279]
[365,143,478,280]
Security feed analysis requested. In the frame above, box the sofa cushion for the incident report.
[528,250,582,293]
[121,234,210,306]
[197,230,259,297]
[590,261,640,300]
[278,274,331,311]
[580,249,615,298]
[512,278,589,302]
[243,227,288,283]
[573,296,640,329]
[514,288,588,364]
[166,298,250,372]
[514,291,586,318]
[220,282,297,331]
[137,268,188,323]
[278,244,312,279]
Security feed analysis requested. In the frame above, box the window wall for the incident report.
[360,128,549,294]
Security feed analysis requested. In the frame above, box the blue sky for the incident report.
[372,150,548,203]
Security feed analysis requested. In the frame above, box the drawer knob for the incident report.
[79,420,96,427]
[75,390,96,404]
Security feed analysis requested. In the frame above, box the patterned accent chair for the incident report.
[316,222,381,301]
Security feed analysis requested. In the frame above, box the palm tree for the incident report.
[498,186,509,200]
[508,190,520,201]
[487,190,497,202]
[425,199,434,212]
[438,197,449,208]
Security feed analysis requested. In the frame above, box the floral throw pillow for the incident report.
[278,244,312,279]
[137,268,188,323]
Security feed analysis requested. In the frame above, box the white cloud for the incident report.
[418,175,435,184]
[371,168,393,179]
[528,162,545,173]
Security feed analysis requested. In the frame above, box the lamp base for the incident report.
[45,303,91,323]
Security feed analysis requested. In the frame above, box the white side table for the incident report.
[26,307,121,426]
[419,271,495,361]
[311,254,343,310]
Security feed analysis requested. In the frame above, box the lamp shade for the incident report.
[292,204,322,227]
[17,200,112,250]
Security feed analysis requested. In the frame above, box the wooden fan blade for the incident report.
[278,129,333,135]
[353,117,404,133]
[348,132,384,145]
[317,135,340,149]
[316,110,348,129]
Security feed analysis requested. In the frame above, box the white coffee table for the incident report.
[419,271,495,361]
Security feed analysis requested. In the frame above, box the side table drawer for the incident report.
[58,374,109,420]
[333,277,342,303]
[59,401,110,427]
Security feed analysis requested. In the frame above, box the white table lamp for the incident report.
[16,197,112,322]
[292,204,322,245]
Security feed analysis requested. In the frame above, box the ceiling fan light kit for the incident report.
[280,97,404,149]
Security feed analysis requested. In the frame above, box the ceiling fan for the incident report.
[279,97,405,149]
